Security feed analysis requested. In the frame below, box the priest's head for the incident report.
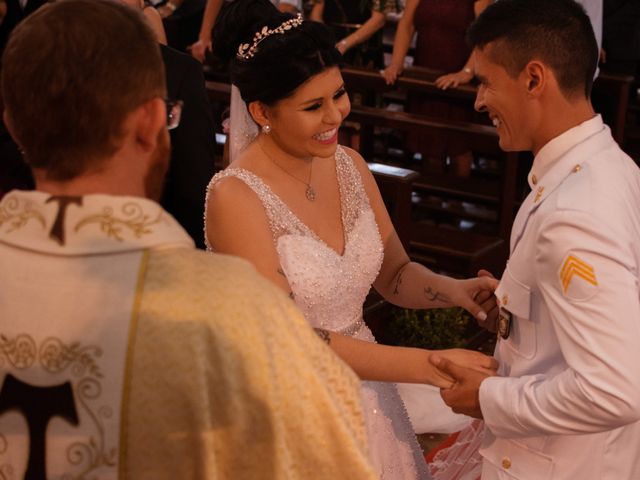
[1,0,172,200]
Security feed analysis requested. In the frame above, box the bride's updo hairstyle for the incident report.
[213,0,342,105]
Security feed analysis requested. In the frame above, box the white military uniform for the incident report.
[478,115,640,479]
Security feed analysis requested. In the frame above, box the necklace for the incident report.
[259,141,316,201]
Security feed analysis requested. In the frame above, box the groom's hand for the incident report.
[428,349,498,389]
[474,269,499,332]
[430,354,494,419]
[435,348,498,376]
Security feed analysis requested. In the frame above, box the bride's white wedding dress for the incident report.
[206,145,430,479]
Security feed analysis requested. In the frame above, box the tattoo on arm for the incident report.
[314,328,331,345]
[424,287,449,303]
[393,265,408,295]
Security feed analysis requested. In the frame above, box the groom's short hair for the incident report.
[467,0,598,99]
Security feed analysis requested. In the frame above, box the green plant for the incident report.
[387,307,477,350]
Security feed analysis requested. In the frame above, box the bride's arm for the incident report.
[343,147,498,321]
[206,176,294,295]
[317,329,497,387]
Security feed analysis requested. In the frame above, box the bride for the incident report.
[205,0,497,477]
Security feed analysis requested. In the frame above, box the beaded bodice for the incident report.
[206,146,384,335]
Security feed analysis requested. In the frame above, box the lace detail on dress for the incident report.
[206,146,370,249]
[336,145,366,236]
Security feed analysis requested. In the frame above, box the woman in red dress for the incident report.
[382,0,491,177]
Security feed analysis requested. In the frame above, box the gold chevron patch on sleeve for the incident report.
[560,254,597,293]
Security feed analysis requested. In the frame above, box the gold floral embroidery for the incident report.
[0,335,114,477]
[0,334,37,369]
[0,196,46,233]
[40,338,103,378]
[74,202,162,241]
[66,378,117,477]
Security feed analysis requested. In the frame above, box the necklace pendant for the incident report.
[305,185,316,201]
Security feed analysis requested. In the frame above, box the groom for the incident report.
[433,0,640,478]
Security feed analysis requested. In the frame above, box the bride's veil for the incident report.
[229,84,259,162]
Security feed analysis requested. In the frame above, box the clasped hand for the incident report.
[429,348,498,391]
[430,353,496,419]
[441,269,499,330]
[429,270,500,418]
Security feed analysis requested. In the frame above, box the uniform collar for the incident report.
[0,190,194,255]
[508,115,611,253]
[526,115,606,205]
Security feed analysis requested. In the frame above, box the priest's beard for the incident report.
[145,129,170,202]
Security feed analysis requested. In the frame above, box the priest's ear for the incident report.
[123,97,166,155]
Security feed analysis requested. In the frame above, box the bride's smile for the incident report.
[313,127,338,144]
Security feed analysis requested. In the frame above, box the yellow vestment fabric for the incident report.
[0,191,376,479]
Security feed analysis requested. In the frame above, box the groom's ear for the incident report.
[248,101,270,129]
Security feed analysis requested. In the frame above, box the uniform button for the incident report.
[531,174,538,185]
[573,164,582,173]
[502,294,509,306]
[502,457,512,470]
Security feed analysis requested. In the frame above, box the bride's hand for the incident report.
[473,269,499,332]
[427,348,498,389]
[441,274,499,323]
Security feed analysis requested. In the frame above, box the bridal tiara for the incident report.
[237,13,303,60]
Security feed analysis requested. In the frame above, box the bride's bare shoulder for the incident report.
[205,169,274,254]
[207,141,272,220]
[207,170,263,214]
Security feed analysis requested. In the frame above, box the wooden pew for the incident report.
[348,106,518,234]
[591,72,633,145]
[352,105,509,276]
[591,71,635,145]
[368,162,419,251]
[341,66,517,275]
[368,158,506,277]
[344,64,636,147]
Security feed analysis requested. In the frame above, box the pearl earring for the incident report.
[262,124,271,134]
